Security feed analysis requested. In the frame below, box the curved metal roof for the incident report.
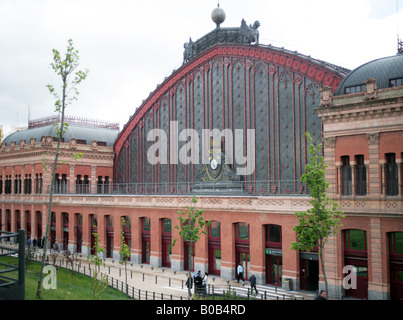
[3,124,119,147]
[336,53,403,95]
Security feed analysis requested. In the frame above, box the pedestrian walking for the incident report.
[237,263,244,284]
[202,272,208,294]
[186,273,193,297]
[250,274,258,294]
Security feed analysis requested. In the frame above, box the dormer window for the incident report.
[344,84,365,94]
[389,77,403,87]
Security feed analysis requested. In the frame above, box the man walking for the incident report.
[237,263,244,284]
[250,274,258,294]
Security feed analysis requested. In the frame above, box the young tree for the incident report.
[119,217,131,297]
[36,39,88,299]
[172,195,210,299]
[291,133,344,296]
[87,231,108,300]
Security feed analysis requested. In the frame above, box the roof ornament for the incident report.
[211,2,226,28]
[183,37,194,64]
[240,19,260,44]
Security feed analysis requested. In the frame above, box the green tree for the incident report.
[172,195,210,299]
[36,39,88,299]
[291,133,344,296]
[119,217,131,297]
[87,230,108,300]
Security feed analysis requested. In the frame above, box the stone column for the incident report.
[367,132,380,195]
[250,222,265,284]
[221,222,235,280]
[150,216,162,267]
[368,218,388,299]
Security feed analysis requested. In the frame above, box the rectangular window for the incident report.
[389,77,403,87]
[214,249,221,270]
[345,229,367,251]
[344,84,365,94]
[355,155,367,196]
[236,223,249,241]
[390,232,403,254]
[386,153,398,196]
[209,221,221,238]
[163,219,171,234]
[341,156,352,195]
[266,225,282,243]
[143,217,151,232]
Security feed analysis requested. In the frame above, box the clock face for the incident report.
[210,159,218,170]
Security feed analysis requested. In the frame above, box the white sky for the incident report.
[1,0,402,137]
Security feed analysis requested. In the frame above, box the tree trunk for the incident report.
[36,87,67,299]
[319,244,328,296]
[187,240,193,299]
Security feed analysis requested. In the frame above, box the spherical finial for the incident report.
[211,4,226,28]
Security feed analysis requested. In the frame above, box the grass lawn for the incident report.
[0,256,132,300]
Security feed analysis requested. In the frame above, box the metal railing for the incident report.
[23,248,306,301]
[48,180,310,197]
[0,229,25,300]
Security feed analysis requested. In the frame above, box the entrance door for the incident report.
[142,238,150,264]
[344,261,368,299]
[106,228,114,258]
[236,250,250,281]
[266,254,282,286]
[391,265,403,300]
[162,240,171,268]
[75,226,82,253]
[300,258,319,291]
[208,246,221,276]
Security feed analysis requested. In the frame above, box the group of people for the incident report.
[186,270,209,296]
[187,264,328,300]
[26,237,46,249]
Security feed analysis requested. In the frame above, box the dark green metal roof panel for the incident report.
[3,124,119,147]
[336,53,403,95]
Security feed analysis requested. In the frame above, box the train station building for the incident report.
[1,7,402,299]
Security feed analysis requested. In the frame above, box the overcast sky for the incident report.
[1,0,402,137]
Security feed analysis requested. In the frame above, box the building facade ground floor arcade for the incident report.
[1,193,402,300]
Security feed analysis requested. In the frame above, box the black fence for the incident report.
[0,230,25,300]
[25,249,304,301]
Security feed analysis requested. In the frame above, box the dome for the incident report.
[336,53,403,95]
[3,124,119,147]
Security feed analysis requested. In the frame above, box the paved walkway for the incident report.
[84,256,316,300]
[3,243,317,300]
